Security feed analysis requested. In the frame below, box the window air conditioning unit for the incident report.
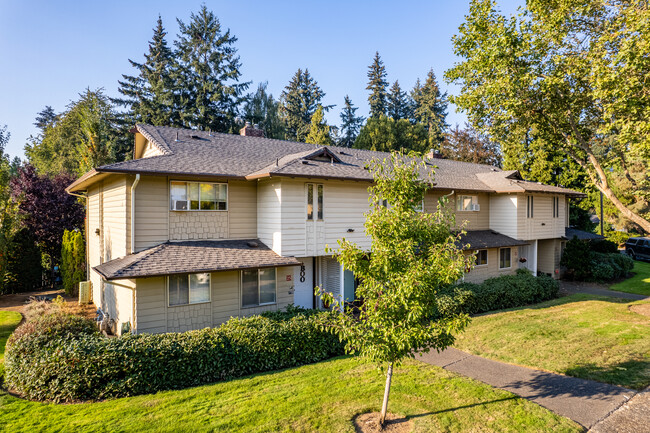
[470,204,481,211]
[79,281,92,304]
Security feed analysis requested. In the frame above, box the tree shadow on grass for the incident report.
[406,396,517,419]
[564,359,650,391]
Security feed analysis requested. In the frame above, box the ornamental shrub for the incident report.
[561,237,593,280]
[592,262,615,282]
[5,308,343,402]
[61,229,86,296]
[590,239,619,254]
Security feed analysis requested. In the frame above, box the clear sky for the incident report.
[0,0,523,160]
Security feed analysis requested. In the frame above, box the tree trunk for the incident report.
[379,362,394,428]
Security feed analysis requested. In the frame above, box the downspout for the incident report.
[130,174,140,254]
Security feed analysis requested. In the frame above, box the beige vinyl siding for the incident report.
[463,247,519,283]
[424,191,490,231]
[518,194,565,240]
[103,279,135,335]
[322,181,372,253]
[488,194,519,238]
[134,277,167,334]
[134,175,169,251]
[257,179,282,254]
[142,140,164,158]
[228,180,257,238]
[280,180,307,256]
[87,184,102,307]
[102,176,130,260]
[537,238,562,278]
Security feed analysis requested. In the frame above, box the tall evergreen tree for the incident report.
[387,80,413,121]
[412,70,448,150]
[339,96,364,148]
[34,107,57,132]
[116,16,177,127]
[174,6,249,132]
[366,52,389,118]
[242,82,285,139]
[280,69,329,142]
[305,105,334,145]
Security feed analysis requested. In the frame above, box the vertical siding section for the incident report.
[134,176,169,251]
[228,180,257,238]
[134,277,167,334]
[520,194,560,240]
[489,194,519,238]
[322,181,372,253]
[257,179,282,254]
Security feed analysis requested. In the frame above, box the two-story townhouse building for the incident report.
[67,123,585,335]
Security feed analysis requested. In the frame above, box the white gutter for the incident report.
[130,174,140,254]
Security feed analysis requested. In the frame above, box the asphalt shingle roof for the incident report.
[93,239,301,280]
[458,230,529,250]
[565,228,605,241]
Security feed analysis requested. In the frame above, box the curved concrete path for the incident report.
[418,347,636,429]
[560,281,648,301]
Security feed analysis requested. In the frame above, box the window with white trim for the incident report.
[475,249,488,266]
[241,268,277,307]
[170,181,227,211]
[456,195,479,211]
[499,248,512,269]
[168,273,211,306]
[526,195,534,218]
[306,184,324,220]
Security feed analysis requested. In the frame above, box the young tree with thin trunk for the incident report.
[318,153,472,427]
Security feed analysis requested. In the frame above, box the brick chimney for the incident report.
[239,121,264,137]
[426,148,443,159]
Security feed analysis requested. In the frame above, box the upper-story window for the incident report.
[457,195,479,212]
[307,184,324,220]
[552,196,560,218]
[526,195,534,218]
[170,181,227,211]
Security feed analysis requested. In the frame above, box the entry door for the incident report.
[293,259,314,308]
[305,183,325,256]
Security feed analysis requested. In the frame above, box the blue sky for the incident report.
[0,0,523,159]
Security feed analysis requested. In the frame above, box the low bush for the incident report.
[5,308,343,402]
[448,270,559,315]
[592,262,615,282]
[590,239,619,254]
[561,237,633,282]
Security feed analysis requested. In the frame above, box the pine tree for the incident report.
[34,107,57,132]
[116,16,176,126]
[174,6,250,132]
[305,105,333,145]
[387,80,413,121]
[339,96,364,147]
[281,69,329,142]
[366,52,389,118]
[243,82,285,139]
[412,70,448,149]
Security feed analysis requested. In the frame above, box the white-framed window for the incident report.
[499,248,512,269]
[168,273,211,306]
[241,268,277,307]
[526,195,534,218]
[475,249,488,266]
[170,181,227,211]
[306,184,324,220]
[456,195,479,212]
[552,196,560,218]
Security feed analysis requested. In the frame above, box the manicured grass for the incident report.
[0,356,581,433]
[0,315,580,433]
[0,311,22,379]
[609,260,650,296]
[454,294,650,390]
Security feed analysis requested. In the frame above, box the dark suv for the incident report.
[625,237,650,261]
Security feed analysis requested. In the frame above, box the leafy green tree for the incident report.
[441,124,501,166]
[366,52,389,118]
[305,105,333,145]
[281,69,329,141]
[387,80,413,120]
[412,70,448,150]
[174,6,249,132]
[61,229,86,296]
[318,153,471,427]
[338,95,364,148]
[242,82,285,139]
[446,0,650,233]
[354,115,428,154]
[3,228,43,294]
[116,15,177,127]
[25,89,117,176]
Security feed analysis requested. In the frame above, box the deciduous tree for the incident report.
[305,105,333,145]
[318,153,471,427]
[441,124,501,166]
[354,115,428,154]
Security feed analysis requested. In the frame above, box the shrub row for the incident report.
[590,252,634,282]
[561,237,634,282]
[5,308,343,402]
[438,270,560,316]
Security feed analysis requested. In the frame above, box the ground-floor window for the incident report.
[499,248,512,269]
[475,249,488,266]
[168,273,211,306]
[241,268,276,307]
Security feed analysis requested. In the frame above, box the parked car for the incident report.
[625,237,650,261]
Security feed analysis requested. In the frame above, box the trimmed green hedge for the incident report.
[5,308,343,402]
[439,270,560,316]
[561,237,634,282]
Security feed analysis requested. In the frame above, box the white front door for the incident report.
[305,183,325,256]
[293,258,314,308]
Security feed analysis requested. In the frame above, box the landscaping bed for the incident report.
[453,294,650,389]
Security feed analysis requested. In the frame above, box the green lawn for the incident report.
[0,311,22,378]
[610,260,650,296]
[454,294,650,390]
[0,316,580,433]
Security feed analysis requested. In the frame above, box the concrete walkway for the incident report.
[418,348,636,429]
[561,281,648,301]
